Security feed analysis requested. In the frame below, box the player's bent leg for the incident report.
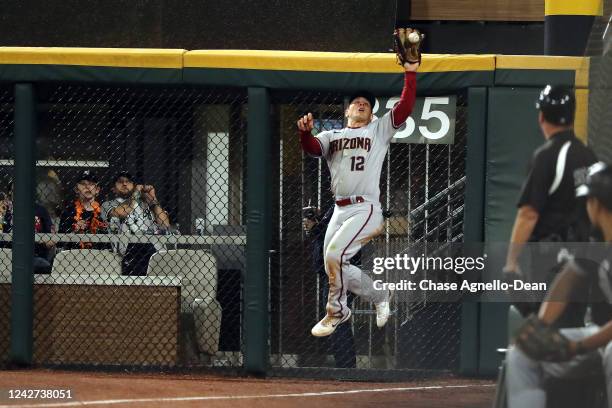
[323,204,381,317]
[311,209,349,337]
[346,264,391,327]
[312,224,353,337]
[346,264,386,302]
[314,260,389,336]
[322,208,342,268]
[313,204,382,337]
[374,289,393,328]
[323,246,349,318]
[505,346,546,408]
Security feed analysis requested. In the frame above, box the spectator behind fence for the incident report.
[36,168,63,231]
[1,180,54,274]
[59,170,109,250]
[101,171,170,276]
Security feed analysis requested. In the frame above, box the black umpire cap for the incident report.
[536,85,576,126]
[576,162,612,210]
[348,90,376,110]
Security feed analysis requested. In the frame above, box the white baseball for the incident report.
[408,32,420,44]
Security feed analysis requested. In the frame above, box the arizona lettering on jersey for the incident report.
[329,137,372,155]
[315,111,402,202]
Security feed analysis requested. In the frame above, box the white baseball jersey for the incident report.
[315,112,401,203]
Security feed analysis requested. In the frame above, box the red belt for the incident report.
[335,196,365,207]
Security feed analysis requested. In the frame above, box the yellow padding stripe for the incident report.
[0,49,589,86]
[183,50,496,73]
[545,0,603,16]
[575,58,590,88]
[575,89,589,144]
[497,55,590,87]
[0,47,185,68]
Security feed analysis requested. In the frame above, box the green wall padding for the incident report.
[480,87,544,375]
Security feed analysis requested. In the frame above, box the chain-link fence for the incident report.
[1,84,248,369]
[269,90,467,377]
[0,78,470,379]
[586,1,612,163]
[0,85,14,366]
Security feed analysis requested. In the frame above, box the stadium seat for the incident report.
[146,249,221,355]
[51,249,122,276]
[193,297,223,355]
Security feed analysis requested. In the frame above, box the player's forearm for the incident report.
[537,267,581,324]
[391,71,417,128]
[299,130,322,156]
[505,206,539,269]
[579,320,612,351]
[538,302,567,325]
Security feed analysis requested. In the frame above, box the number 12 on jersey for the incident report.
[350,156,365,171]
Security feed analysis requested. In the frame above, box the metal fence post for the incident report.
[245,87,271,375]
[459,86,488,375]
[10,83,36,365]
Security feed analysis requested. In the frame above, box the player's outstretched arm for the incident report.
[403,61,419,73]
[297,113,322,156]
[391,28,421,127]
[391,65,417,128]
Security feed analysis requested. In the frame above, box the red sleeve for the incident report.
[299,130,323,156]
[391,71,417,128]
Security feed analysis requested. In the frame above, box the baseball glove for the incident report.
[393,28,424,66]
[515,315,573,362]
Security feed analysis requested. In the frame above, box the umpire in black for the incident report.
[503,85,598,324]
[304,205,357,368]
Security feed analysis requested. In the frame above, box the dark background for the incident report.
[0,0,395,52]
[0,0,545,54]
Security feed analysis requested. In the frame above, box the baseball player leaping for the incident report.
[297,29,422,337]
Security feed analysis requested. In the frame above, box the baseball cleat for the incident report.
[375,290,393,328]
[311,309,352,337]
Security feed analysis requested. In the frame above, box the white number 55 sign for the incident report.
[373,96,457,144]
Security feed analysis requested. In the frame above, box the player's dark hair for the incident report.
[348,90,376,110]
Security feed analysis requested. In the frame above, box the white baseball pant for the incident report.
[506,326,612,408]
[323,201,387,318]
